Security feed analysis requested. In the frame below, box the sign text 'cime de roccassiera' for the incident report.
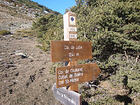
[56,63,101,88]
[51,41,92,62]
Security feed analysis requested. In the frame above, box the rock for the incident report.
[28,56,34,59]
[5,64,16,68]
[9,89,13,94]
[1,53,5,55]
[28,56,34,62]
[29,74,36,82]
[44,79,47,82]
[5,74,8,77]
[30,59,34,62]
[45,88,48,92]
[26,74,36,88]
[26,82,30,88]
[15,72,19,76]
[0,58,2,61]
[15,52,27,58]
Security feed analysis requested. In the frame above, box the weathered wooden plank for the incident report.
[51,41,92,62]
[52,83,81,105]
[56,63,101,88]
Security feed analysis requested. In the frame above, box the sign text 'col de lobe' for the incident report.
[51,41,92,62]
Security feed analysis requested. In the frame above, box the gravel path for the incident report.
[0,35,58,105]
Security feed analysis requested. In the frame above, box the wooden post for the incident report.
[63,11,78,92]
[68,61,78,92]
[51,11,101,105]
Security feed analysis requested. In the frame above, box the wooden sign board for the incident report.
[56,63,101,88]
[51,41,92,62]
[52,83,81,105]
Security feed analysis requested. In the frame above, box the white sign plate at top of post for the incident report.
[63,11,77,41]
[69,16,76,25]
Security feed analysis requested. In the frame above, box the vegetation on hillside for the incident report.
[33,0,140,104]
[32,14,63,51]
[4,0,59,15]
[73,0,140,104]
[17,0,59,14]
[0,30,11,35]
[73,0,140,56]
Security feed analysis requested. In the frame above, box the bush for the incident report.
[109,54,140,92]
[0,30,11,35]
[15,29,35,37]
[70,0,140,104]
[71,0,140,60]
[32,14,63,51]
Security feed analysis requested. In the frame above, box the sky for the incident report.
[32,0,76,14]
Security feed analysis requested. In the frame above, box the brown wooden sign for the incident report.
[56,63,101,88]
[51,41,92,62]
[52,83,81,105]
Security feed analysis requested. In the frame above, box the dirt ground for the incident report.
[0,35,60,105]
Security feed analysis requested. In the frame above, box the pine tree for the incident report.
[71,0,140,59]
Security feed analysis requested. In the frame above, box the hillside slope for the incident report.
[0,0,59,33]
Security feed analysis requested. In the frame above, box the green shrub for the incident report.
[109,54,140,92]
[0,30,11,35]
[32,14,63,51]
[70,0,140,104]
[72,0,140,61]
[50,63,63,75]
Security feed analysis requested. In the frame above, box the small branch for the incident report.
[135,54,139,64]
[124,51,129,63]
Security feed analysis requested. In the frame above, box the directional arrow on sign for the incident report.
[56,63,101,88]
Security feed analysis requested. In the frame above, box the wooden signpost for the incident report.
[51,11,101,105]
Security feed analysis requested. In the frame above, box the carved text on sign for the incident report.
[56,63,101,88]
[51,41,92,62]
[69,34,77,39]
[52,83,81,105]
[69,27,77,32]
